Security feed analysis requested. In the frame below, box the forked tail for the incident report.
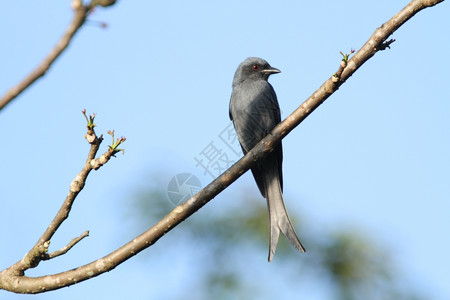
[266,173,306,262]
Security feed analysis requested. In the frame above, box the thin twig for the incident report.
[0,5,89,111]
[35,130,102,248]
[45,231,90,260]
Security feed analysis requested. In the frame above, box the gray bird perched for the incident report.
[229,57,306,261]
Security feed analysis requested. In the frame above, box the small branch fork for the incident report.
[0,0,444,295]
[45,231,90,260]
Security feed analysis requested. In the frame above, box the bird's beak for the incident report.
[261,67,281,75]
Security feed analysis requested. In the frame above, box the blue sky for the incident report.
[1,1,449,299]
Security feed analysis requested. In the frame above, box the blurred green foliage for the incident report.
[125,177,425,300]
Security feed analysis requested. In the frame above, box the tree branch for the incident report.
[35,112,103,250]
[0,0,116,111]
[0,0,444,294]
[0,111,125,292]
[45,231,90,260]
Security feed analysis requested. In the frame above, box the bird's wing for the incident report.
[230,81,280,151]
[230,80,283,195]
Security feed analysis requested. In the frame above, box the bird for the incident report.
[229,57,305,262]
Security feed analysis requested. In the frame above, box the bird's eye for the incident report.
[252,65,259,70]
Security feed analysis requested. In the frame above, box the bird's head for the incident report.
[232,57,280,87]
